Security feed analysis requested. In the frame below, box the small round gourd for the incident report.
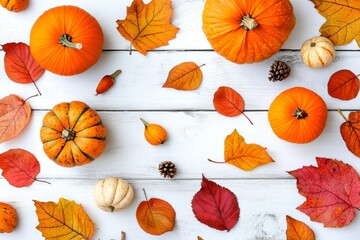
[301,36,335,68]
[0,202,17,233]
[268,87,328,144]
[92,177,134,212]
[1,0,28,12]
[140,118,167,145]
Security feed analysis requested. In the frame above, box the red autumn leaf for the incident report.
[328,69,360,100]
[0,149,40,187]
[288,157,360,228]
[2,42,44,95]
[0,94,32,144]
[191,175,240,231]
[338,110,360,157]
[213,86,252,124]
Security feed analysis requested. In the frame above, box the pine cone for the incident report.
[268,60,291,82]
[158,161,176,178]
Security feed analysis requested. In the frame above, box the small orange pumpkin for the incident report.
[268,87,328,144]
[202,0,296,63]
[1,0,28,12]
[30,5,104,76]
[140,118,167,145]
[0,202,17,233]
[40,101,107,167]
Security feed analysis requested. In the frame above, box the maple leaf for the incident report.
[286,215,315,240]
[136,189,175,235]
[191,175,240,231]
[163,62,205,90]
[310,0,360,46]
[328,69,360,100]
[0,94,32,144]
[338,110,360,157]
[34,198,95,239]
[209,129,274,171]
[288,157,360,227]
[116,0,179,55]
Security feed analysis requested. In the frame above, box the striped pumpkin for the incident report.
[40,101,106,167]
[301,36,335,68]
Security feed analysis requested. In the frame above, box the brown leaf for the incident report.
[328,69,359,100]
[116,0,179,55]
[339,110,360,157]
[310,0,360,46]
[34,198,94,239]
[197,236,204,240]
[209,129,274,171]
[163,62,204,90]
[286,215,315,240]
[0,95,32,144]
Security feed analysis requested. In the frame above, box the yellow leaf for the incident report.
[116,0,179,55]
[219,129,274,171]
[34,198,94,240]
[311,0,360,46]
[286,215,315,240]
[163,62,205,90]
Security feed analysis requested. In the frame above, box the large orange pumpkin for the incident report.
[40,101,107,167]
[268,87,328,144]
[202,0,296,64]
[30,5,104,76]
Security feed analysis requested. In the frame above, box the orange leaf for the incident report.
[116,0,179,55]
[0,94,32,144]
[34,198,94,240]
[286,215,315,240]
[198,237,204,240]
[310,0,360,46]
[163,62,204,90]
[339,110,360,157]
[209,129,274,171]
[328,69,360,100]
[136,192,175,235]
[213,86,252,124]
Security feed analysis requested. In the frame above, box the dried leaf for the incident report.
[0,94,32,144]
[163,62,204,90]
[286,215,315,240]
[0,149,40,187]
[288,157,360,227]
[191,175,240,231]
[310,0,360,46]
[328,69,359,100]
[34,198,95,239]
[210,129,274,171]
[339,110,360,157]
[197,236,204,240]
[116,0,179,55]
[136,192,175,235]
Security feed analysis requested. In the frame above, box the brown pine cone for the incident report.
[268,60,291,82]
[158,161,177,178]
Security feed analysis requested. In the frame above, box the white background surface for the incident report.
[1,0,360,239]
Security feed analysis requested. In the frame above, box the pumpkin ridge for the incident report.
[41,137,62,144]
[75,122,103,133]
[72,141,95,161]
[76,136,106,141]
[52,141,69,162]
[70,106,90,129]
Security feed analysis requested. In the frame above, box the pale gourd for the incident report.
[92,177,134,212]
[301,36,335,68]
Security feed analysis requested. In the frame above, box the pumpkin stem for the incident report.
[140,118,148,129]
[108,206,115,212]
[310,42,316,47]
[241,14,258,31]
[337,109,348,122]
[62,129,76,141]
[293,107,308,119]
[110,69,122,80]
[59,34,82,50]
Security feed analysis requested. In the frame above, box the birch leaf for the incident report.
[163,62,204,90]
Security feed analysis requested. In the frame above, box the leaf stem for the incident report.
[35,178,51,185]
[121,231,126,240]
[337,109,348,122]
[142,188,149,201]
[24,94,39,102]
[208,158,226,164]
[242,111,253,125]
[32,80,42,96]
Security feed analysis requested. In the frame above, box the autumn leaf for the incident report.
[116,0,179,55]
[288,157,360,227]
[209,129,274,171]
[0,149,44,187]
[328,69,360,100]
[286,215,315,240]
[310,0,360,46]
[2,42,44,95]
[213,86,253,124]
[163,62,205,90]
[191,175,240,231]
[34,198,95,240]
[0,94,32,144]
[338,109,360,157]
[136,189,175,235]
[197,236,204,240]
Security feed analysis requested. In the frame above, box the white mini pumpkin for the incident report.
[301,36,335,68]
[92,176,134,212]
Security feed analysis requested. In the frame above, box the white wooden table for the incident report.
[1,0,360,239]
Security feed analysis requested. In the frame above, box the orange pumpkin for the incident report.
[40,101,107,167]
[140,118,167,145]
[0,202,17,233]
[202,0,296,64]
[30,5,103,76]
[268,87,328,144]
[1,0,28,12]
